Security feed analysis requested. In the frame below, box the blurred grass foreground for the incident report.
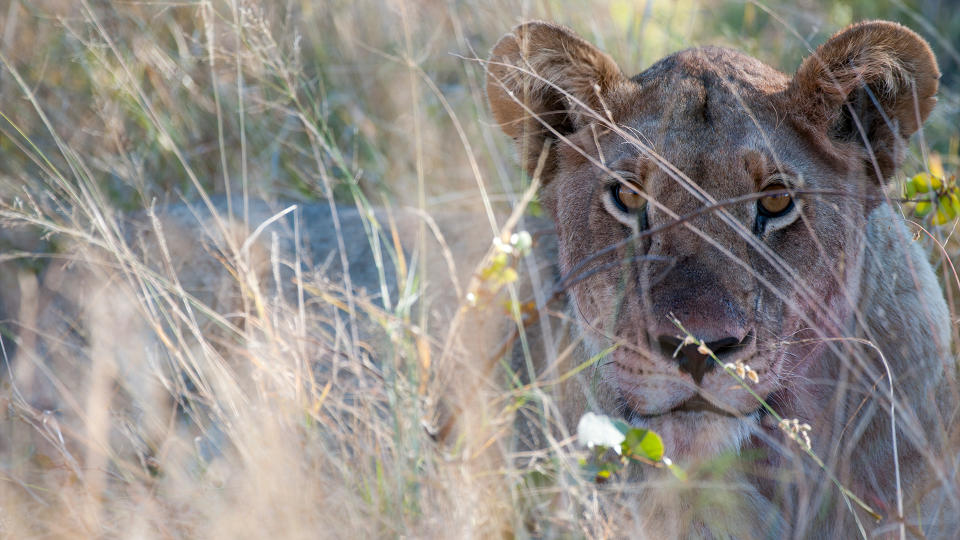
[0,0,958,537]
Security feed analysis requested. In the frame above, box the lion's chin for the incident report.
[629,410,760,463]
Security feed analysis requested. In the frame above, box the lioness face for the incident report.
[487,22,938,461]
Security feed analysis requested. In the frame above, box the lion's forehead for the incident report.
[635,46,790,96]
[623,47,786,130]
[597,55,793,193]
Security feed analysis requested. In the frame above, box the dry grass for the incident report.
[0,0,957,538]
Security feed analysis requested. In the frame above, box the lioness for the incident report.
[487,20,957,537]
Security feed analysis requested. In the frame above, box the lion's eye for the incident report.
[612,183,646,212]
[757,183,793,217]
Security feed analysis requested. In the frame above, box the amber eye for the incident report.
[612,183,646,212]
[757,183,793,217]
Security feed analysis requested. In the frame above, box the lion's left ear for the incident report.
[789,21,939,182]
[486,22,631,181]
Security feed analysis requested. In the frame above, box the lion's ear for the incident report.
[486,22,629,179]
[790,21,939,182]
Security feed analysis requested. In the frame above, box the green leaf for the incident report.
[904,179,917,199]
[523,468,553,489]
[950,193,960,217]
[526,199,543,217]
[622,427,664,461]
[914,172,944,192]
[933,207,949,225]
[915,200,933,218]
[943,195,958,220]
[912,173,932,193]
[930,174,944,190]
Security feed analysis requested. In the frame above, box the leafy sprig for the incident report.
[905,154,959,226]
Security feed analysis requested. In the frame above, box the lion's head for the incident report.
[486,18,948,481]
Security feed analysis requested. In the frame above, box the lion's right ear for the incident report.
[486,22,630,179]
[789,21,939,183]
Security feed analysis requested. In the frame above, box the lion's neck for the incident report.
[857,204,951,375]
[818,203,953,523]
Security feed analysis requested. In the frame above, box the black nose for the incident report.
[657,333,752,384]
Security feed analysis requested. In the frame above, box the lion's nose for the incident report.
[657,333,752,384]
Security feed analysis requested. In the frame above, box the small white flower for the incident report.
[577,412,625,454]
